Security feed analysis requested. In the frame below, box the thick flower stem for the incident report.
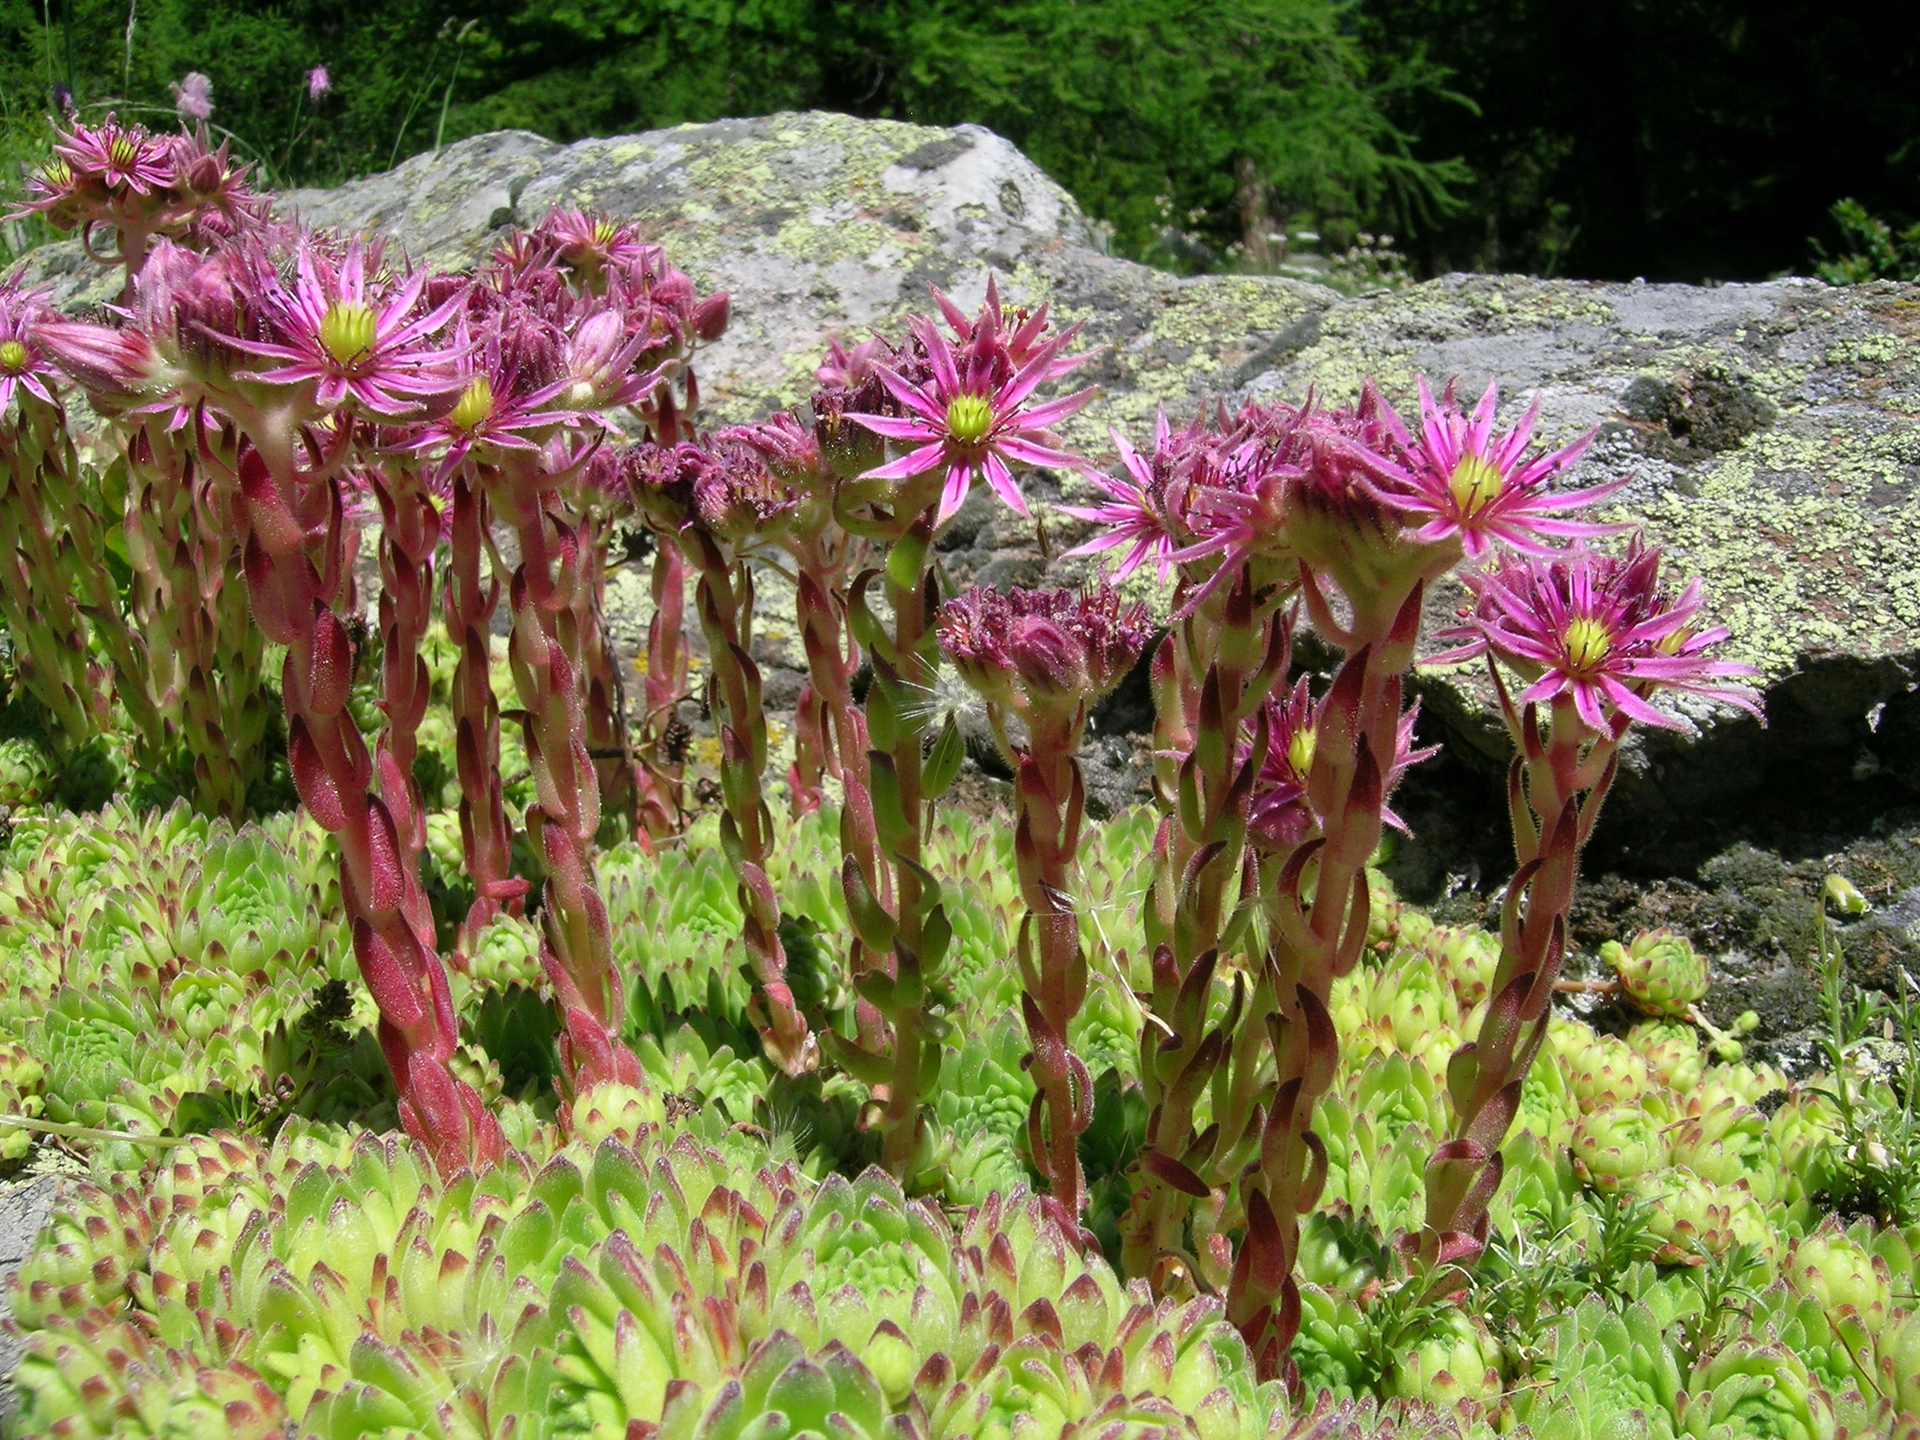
[1228,605,1415,1379]
[493,476,642,1096]
[370,467,443,909]
[1420,685,1620,1277]
[443,472,526,956]
[793,552,889,1057]
[235,437,502,1176]
[573,509,637,839]
[1015,714,1093,1228]
[681,530,814,1075]
[632,540,689,844]
[1125,570,1290,1291]
[872,522,942,1178]
[788,533,867,815]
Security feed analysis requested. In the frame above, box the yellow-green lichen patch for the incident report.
[1607,422,1920,679]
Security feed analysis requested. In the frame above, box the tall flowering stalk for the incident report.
[1072,379,1616,1379]
[0,277,166,759]
[627,436,817,1073]
[939,584,1149,1232]
[632,537,691,843]
[1070,408,1312,1316]
[441,469,527,950]
[364,442,446,898]
[494,212,728,845]
[829,284,1095,1175]
[1417,541,1761,1279]
[443,226,705,1096]
[193,233,506,1174]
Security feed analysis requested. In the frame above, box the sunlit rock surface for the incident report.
[22,111,1920,867]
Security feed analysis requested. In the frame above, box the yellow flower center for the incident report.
[593,218,620,246]
[40,159,71,189]
[1286,724,1317,781]
[449,375,494,432]
[108,135,140,170]
[1563,616,1612,672]
[0,340,26,374]
[1447,452,1504,516]
[317,300,377,367]
[946,393,994,446]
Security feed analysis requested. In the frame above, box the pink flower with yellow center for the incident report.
[1438,540,1763,731]
[1378,377,1626,556]
[854,302,1095,524]
[55,117,173,197]
[1246,673,1434,849]
[1060,412,1195,583]
[0,277,60,410]
[231,237,465,417]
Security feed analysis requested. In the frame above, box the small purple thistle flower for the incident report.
[855,294,1096,525]
[1437,539,1764,732]
[307,66,331,103]
[170,72,214,123]
[1377,377,1625,557]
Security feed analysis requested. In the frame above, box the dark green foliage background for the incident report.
[0,0,1915,281]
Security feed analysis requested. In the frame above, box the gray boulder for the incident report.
[20,111,1920,874]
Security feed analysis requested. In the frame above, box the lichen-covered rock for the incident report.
[21,111,1920,868]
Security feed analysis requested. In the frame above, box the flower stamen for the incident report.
[1563,615,1612,672]
[1447,451,1504,516]
[1286,723,1317,781]
[449,375,494,432]
[317,300,377,368]
[945,393,994,447]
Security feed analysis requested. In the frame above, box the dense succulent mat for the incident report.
[5,803,1919,1438]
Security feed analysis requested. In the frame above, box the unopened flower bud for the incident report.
[693,292,730,343]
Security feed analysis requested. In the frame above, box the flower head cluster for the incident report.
[623,436,800,544]
[1070,378,1635,615]
[490,210,728,365]
[15,118,266,254]
[1438,540,1763,731]
[1066,393,1409,610]
[851,286,1095,524]
[938,582,1150,717]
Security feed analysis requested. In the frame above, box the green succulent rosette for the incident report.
[1572,1102,1671,1194]
[1602,929,1710,1020]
